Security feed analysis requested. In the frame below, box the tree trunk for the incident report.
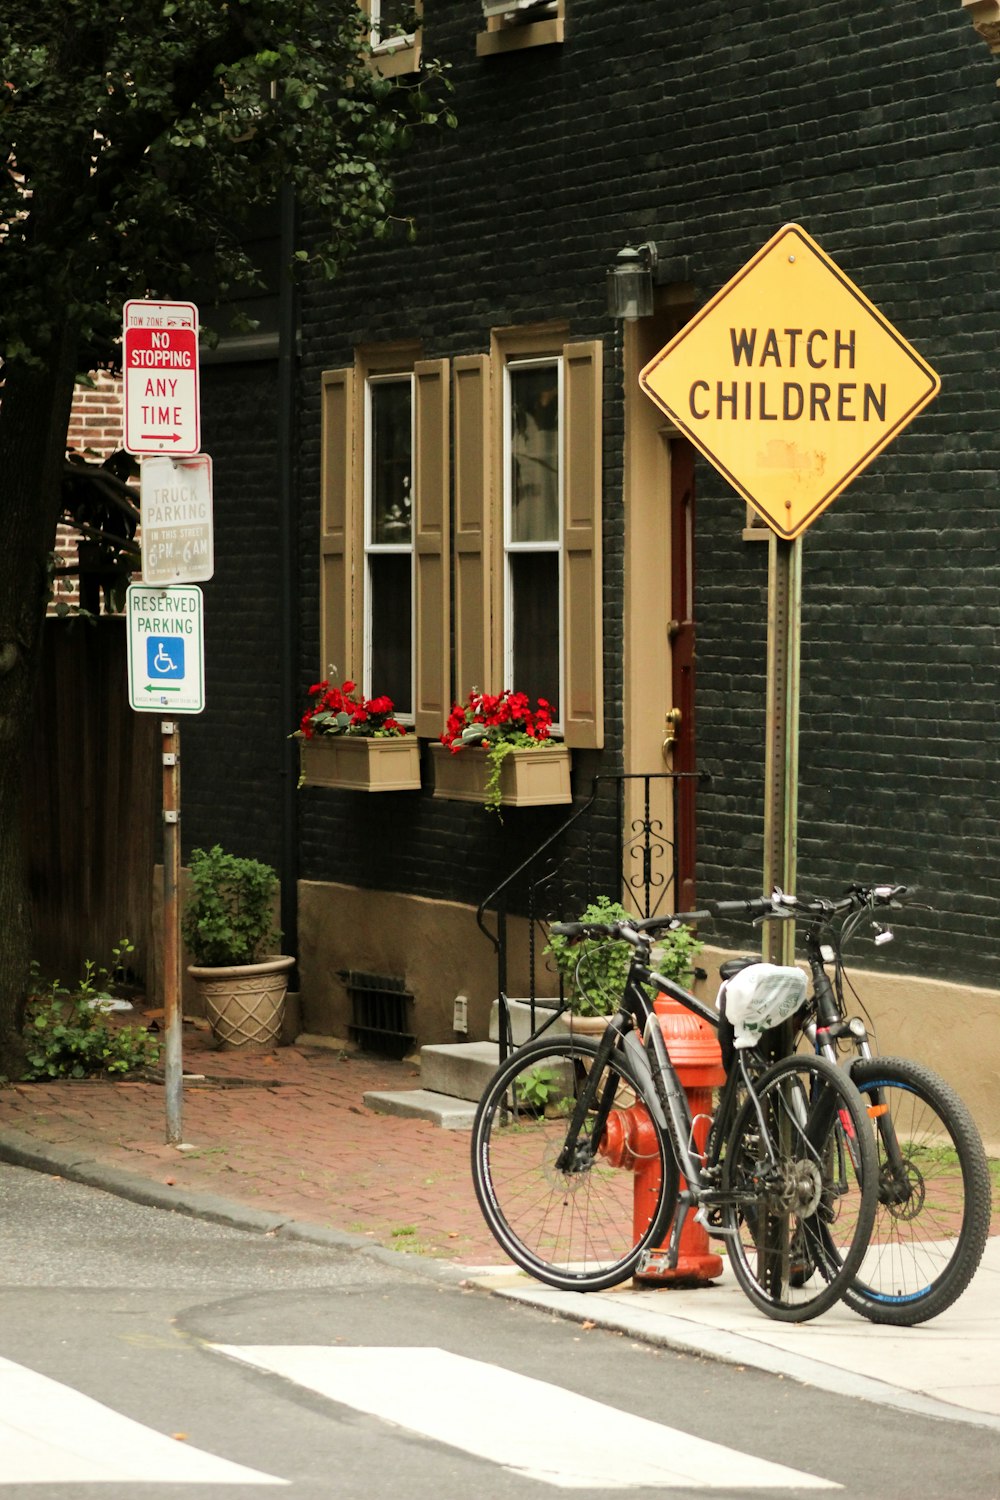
[0,326,80,1076]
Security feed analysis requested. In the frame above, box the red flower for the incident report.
[439,688,556,750]
[298,679,407,738]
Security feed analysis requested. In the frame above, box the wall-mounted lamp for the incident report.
[607,241,658,320]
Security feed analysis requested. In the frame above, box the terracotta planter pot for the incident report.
[187,954,294,1050]
[298,733,421,792]
[557,1011,611,1036]
[430,742,571,807]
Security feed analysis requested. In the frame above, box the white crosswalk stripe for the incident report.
[213,1345,841,1491]
[0,1356,286,1486]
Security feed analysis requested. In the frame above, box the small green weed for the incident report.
[23,939,160,1081]
[388,1225,430,1255]
[514,1065,570,1114]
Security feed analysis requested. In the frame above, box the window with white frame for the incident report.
[365,373,414,717]
[320,335,600,750]
[477,0,564,57]
[504,357,563,724]
[363,0,422,75]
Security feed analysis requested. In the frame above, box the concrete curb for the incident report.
[468,1277,1000,1434]
[0,1129,469,1288]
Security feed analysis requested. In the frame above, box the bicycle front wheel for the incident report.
[471,1033,679,1292]
[843,1056,991,1325]
[722,1053,878,1322]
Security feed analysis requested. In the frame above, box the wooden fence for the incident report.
[24,618,156,987]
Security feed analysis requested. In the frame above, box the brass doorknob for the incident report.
[662,708,682,760]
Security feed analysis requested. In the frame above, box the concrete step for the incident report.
[364,1002,562,1129]
[362,1087,477,1130]
[419,1040,499,1100]
[364,1041,498,1130]
[489,997,560,1047]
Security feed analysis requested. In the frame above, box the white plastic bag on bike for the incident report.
[718,964,807,1048]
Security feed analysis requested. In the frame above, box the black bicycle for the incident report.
[734,884,991,1325]
[471,902,879,1322]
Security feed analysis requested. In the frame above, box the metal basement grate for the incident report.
[342,970,415,1059]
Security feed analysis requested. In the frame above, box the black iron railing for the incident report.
[476,772,700,1058]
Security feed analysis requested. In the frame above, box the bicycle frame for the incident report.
[798,913,920,1195]
[553,940,750,1271]
[800,922,873,1064]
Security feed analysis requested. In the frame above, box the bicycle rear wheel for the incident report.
[471,1033,679,1292]
[722,1053,878,1322]
[842,1056,991,1325]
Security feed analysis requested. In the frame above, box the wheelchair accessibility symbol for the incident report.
[127,584,204,713]
[147,637,185,677]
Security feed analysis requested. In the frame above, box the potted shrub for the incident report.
[431,688,571,812]
[545,895,703,1030]
[296,678,421,792]
[181,844,293,1050]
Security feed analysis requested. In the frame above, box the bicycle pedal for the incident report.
[635,1248,678,1276]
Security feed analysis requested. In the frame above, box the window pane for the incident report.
[370,380,412,544]
[368,553,412,715]
[509,364,559,543]
[509,552,560,718]
[371,0,413,44]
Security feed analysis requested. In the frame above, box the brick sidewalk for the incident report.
[4,1025,998,1265]
[0,1028,503,1265]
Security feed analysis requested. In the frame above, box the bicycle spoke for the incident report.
[471,1035,679,1292]
[722,1054,877,1322]
[844,1057,991,1324]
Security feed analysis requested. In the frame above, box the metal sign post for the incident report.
[123,298,210,1149]
[762,537,802,966]
[161,720,183,1143]
[126,587,204,1147]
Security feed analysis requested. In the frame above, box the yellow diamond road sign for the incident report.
[639,224,940,540]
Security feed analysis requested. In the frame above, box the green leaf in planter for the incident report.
[545,895,703,1016]
[182,845,281,967]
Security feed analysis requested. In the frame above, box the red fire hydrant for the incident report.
[600,995,726,1284]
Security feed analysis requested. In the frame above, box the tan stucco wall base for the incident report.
[699,944,1000,1153]
[297,880,554,1051]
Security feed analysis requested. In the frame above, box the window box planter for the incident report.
[298,734,421,792]
[430,742,571,807]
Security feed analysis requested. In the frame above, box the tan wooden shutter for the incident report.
[452,354,494,702]
[413,359,451,737]
[319,369,356,682]
[562,341,604,749]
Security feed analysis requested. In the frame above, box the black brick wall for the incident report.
[194,0,1000,982]
[182,360,289,876]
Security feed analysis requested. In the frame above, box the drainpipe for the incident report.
[277,184,300,982]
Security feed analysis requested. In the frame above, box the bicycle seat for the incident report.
[718,956,759,981]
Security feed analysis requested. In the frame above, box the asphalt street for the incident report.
[3,1162,1000,1498]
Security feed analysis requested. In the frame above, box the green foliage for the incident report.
[0,0,454,369]
[181,844,280,967]
[546,896,703,1016]
[652,921,704,987]
[514,1065,569,1114]
[22,939,160,1080]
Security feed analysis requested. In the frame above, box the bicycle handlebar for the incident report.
[548,884,911,947]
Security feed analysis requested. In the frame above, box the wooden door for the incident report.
[667,438,697,910]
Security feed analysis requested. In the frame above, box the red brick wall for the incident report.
[56,373,125,611]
